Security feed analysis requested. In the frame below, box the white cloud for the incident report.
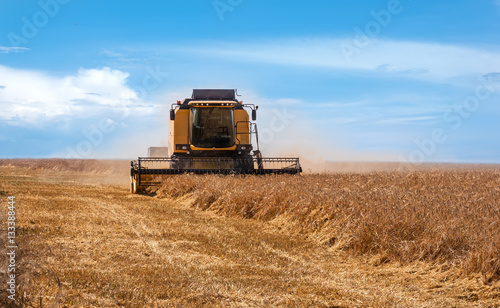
[0,66,156,126]
[372,115,438,125]
[0,46,30,53]
[174,38,500,82]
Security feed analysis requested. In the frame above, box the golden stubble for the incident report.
[0,159,499,307]
[155,170,500,283]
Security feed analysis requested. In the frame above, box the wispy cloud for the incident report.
[372,115,438,125]
[0,46,30,53]
[0,66,156,126]
[171,38,500,83]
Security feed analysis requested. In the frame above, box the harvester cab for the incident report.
[130,89,302,193]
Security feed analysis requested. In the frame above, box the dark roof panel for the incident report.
[192,89,236,100]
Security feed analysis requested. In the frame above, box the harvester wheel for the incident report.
[131,176,138,194]
[234,157,254,173]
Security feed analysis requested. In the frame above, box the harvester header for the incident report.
[130,89,301,193]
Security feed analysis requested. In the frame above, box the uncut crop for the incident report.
[155,171,500,282]
[0,159,125,173]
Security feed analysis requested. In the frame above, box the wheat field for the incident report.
[1,159,499,307]
[154,170,500,283]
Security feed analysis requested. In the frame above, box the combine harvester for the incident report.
[130,89,302,193]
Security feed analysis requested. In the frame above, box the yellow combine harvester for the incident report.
[130,89,301,193]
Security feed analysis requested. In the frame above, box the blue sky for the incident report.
[1,0,499,163]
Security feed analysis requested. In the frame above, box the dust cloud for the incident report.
[257,117,404,173]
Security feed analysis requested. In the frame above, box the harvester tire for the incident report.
[234,157,254,172]
[131,177,138,194]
